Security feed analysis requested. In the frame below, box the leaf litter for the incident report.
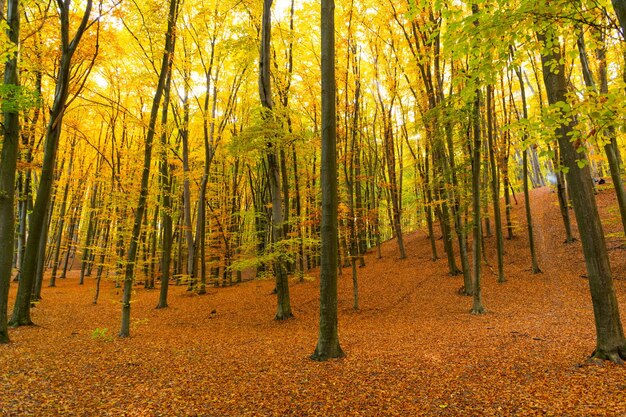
[1,185,626,416]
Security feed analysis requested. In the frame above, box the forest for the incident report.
[2,0,626,415]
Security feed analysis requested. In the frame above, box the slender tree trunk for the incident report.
[80,179,99,284]
[312,0,344,360]
[551,144,575,243]
[595,29,626,236]
[514,65,541,274]
[0,0,20,342]
[260,0,292,320]
[420,146,438,261]
[384,114,406,259]
[503,173,514,240]
[60,203,79,279]
[179,83,195,282]
[32,200,53,302]
[471,5,485,314]
[486,86,505,283]
[611,0,626,39]
[15,70,40,282]
[50,142,75,286]
[93,220,110,305]
[120,0,178,336]
[471,88,485,314]
[445,118,472,295]
[530,147,544,187]
[10,0,93,327]
[195,39,218,294]
[156,61,175,309]
[433,146,459,275]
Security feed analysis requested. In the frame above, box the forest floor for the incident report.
[2,184,626,416]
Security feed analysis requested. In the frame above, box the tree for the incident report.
[311,0,344,362]
[470,3,485,315]
[610,0,626,39]
[120,0,179,336]
[538,26,626,363]
[513,62,541,274]
[259,0,292,320]
[10,0,94,327]
[0,0,20,343]
[155,55,175,309]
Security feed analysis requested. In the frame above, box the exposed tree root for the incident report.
[457,286,473,297]
[274,312,293,321]
[8,318,34,328]
[471,306,486,315]
[310,345,345,362]
[589,346,626,365]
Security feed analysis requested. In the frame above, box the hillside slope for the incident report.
[1,185,626,416]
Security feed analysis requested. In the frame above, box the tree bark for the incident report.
[470,3,485,315]
[486,86,505,283]
[514,65,541,274]
[120,0,178,337]
[538,29,626,363]
[0,0,19,343]
[49,141,75,287]
[595,28,626,237]
[10,0,93,327]
[471,87,485,315]
[312,0,344,361]
[611,0,626,39]
[259,0,292,320]
[156,61,175,309]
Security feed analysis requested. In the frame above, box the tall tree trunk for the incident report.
[444,114,472,295]
[0,0,19,343]
[120,0,178,337]
[469,3,485,315]
[611,0,626,39]
[539,29,626,363]
[80,178,99,284]
[156,60,175,309]
[595,28,626,236]
[471,87,485,315]
[514,64,541,274]
[195,69,218,295]
[419,147,438,261]
[15,65,40,283]
[382,108,406,259]
[50,141,75,287]
[10,0,93,327]
[177,101,195,284]
[312,0,344,361]
[259,0,292,320]
[60,202,80,278]
[32,199,53,302]
[553,145,575,243]
[486,86,505,283]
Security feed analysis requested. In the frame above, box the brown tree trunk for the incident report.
[539,29,626,362]
[0,0,19,343]
[312,0,344,361]
[514,64,541,274]
[259,0,292,320]
[10,0,93,327]
[486,86,505,283]
[120,0,178,336]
